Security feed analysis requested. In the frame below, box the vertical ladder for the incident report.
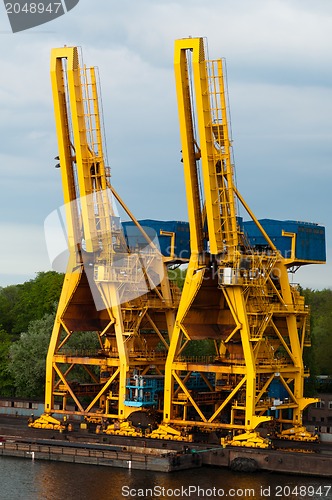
[205,58,239,258]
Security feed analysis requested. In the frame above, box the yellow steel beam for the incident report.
[172,371,208,422]
[174,39,204,254]
[208,376,246,423]
[85,368,120,413]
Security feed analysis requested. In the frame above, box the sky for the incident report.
[0,0,331,289]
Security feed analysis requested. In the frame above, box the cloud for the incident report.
[0,0,330,289]
[0,223,50,285]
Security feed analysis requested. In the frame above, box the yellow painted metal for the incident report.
[174,41,204,255]
[29,413,65,430]
[277,425,319,442]
[224,431,271,448]
[37,47,181,426]
[104,421,142,437]
[175,38,239,259]
[160,37,319,446]
[50,48,81,255]
[149,424,193,441]
[35,41,320,446]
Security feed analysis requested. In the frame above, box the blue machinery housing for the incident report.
[122,219,326,264]
[243,219,326,263]
[122,219,191,260]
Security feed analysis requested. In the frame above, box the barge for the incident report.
[0,416,331,476]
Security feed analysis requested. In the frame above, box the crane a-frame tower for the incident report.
[31,40,322,446]
[156,37,320,445]
[32,47,181,430]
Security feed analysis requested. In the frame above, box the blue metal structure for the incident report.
[122,220,190,260]
[122,219,325,264]
[124,372,214,409]
[243,219,326,264]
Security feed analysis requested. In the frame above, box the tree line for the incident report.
[0,270,331,399]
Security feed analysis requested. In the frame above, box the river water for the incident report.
[0,457,331,500]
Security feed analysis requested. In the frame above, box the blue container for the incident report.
[122,218,325,263]
[122,219,190,260]
[243,219,326,263]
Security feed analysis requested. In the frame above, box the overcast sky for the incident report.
[0,0,331,289]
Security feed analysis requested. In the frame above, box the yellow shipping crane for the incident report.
[157,37,321,446]
[31,47,182,430]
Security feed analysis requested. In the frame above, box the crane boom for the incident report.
[51,47,115,256]
[174,40,204,255]
[174,38,239,260]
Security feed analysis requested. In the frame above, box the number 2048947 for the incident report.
[5,3,62,14]
[265,485,332,497]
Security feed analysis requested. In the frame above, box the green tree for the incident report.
[311,314,332,376]
[182,339,216,358]
[8,313,55,398]
[0,271,64,336]
[11,271,64,335]
[0,285,20,335]
[168,265,187,290]
[8,311,100,399]
[303,288,332,378]
[0,327,14,397]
